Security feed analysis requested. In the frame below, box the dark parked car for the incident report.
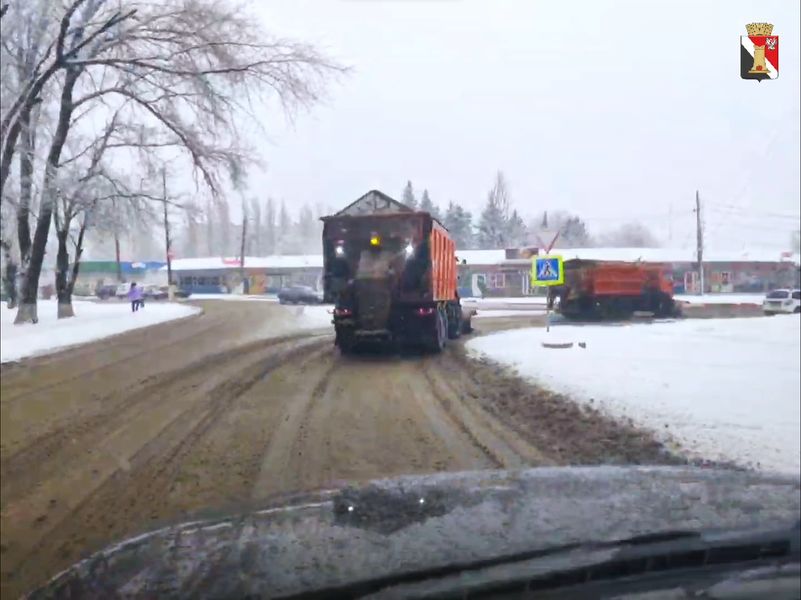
[277,285,323,305]
[95,284,118,300]
[147,285,192,299]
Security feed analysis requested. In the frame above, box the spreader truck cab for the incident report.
[322,190,469,353]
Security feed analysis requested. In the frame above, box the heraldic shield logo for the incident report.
[741,22,779,80]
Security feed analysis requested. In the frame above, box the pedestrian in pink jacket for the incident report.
[127,282,144,312]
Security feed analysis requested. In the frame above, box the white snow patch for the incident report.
[1,300,201,363]
[462,296,548,305]
[675,294,764,305]
[473,310,546,319]
[467,316,801,475]
[284,305,334,330]
[188,294,280,302]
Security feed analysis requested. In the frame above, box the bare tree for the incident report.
[598,222,660,248]
[4,0,345,323]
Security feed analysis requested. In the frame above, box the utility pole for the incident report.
[114,233,122,282]
[239,198,247,295]
[695,190,704,295]
[162,169,173,299]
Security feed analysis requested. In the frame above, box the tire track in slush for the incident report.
[1,336,331,596]
[250,354,339,499]
[420,356,549,468]
[0,332,330,505]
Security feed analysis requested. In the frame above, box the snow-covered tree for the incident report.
[477,171,512,249]
[1,0,345,323]
[598,222,660,247]
[443,201,474,249]
[401,180,417,210]
[507,209,528,248]
[419,189,441,221]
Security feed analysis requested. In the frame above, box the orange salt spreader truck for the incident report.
[555,259,681,320]
[321,190,471,353]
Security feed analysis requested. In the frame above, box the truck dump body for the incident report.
[321,190,466,353]
[558,259,677,319]
[322,213,456,304]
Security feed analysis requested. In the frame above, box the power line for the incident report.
[706,204,800,221]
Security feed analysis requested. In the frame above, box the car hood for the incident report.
[30,466,800,598]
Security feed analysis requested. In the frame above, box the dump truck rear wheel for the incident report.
[447,303,462,339]
[430,308,446,353]
[336,330,356,355]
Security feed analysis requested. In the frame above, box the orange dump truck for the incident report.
[556,259,679,320]
[321,190,469,353]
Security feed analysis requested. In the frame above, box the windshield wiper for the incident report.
[276,521,800,599]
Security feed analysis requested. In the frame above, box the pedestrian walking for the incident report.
[127,282,144,312]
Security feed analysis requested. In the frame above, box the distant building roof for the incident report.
[165,256,324,272]
[76,260,166,274]
[163,248,800,273]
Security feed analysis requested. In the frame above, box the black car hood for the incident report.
[30,466,800,598]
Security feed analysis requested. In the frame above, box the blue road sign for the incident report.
[531,255,564,286]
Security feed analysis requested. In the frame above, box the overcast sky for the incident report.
[245,0,799,252]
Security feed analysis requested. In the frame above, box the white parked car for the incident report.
[762,289,800,315]
[115,282,132,299]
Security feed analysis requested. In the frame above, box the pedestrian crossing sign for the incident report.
[531,255,564,286]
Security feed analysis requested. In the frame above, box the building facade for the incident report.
[164,249,800,298]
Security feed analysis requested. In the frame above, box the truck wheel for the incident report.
[447,304,462,339]
[430,309,446,353]
[336,329,356,355]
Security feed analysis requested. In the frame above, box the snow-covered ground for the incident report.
[463,296,548,305]
[473,310,546,319]
[468,316,801,475]
[1,300,201,363]
[278,304,334,330]
[188,293,280,302]
[675,294,764,305]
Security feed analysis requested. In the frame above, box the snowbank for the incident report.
[473,310,546,319]
[280,305,334,330]
[675,294,764,305]
[462,296,548,305]
[188,294,279,302]
[1,300,201,363]
[467,317,801,475]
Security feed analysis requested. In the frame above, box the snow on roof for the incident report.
[455,249,507,265]
[165,256,323,271]
[545,248,801,265]
[164,248,800,272]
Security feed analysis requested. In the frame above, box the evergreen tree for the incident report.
[402,180,417,209]
[477,197,506,249]
[277,201,291,253]
[297,204,317,253]
[477,171,512,249]
[507,209,528,247]
[264,198,276,255]
[249,197,262,255]
[419,189,441,221]
[443,201,474,249]
[561,216,592,247]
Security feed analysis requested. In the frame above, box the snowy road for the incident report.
[1,301,680,597]
[468,316,801,475]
